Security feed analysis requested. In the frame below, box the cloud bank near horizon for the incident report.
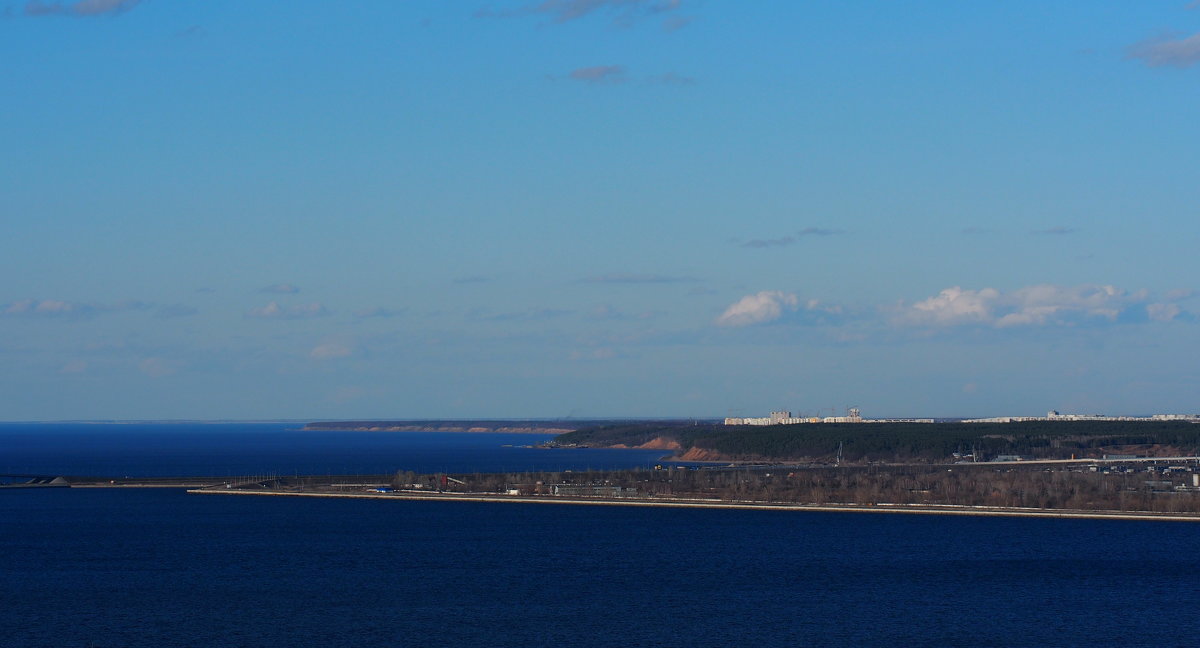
[716,284,1193,330]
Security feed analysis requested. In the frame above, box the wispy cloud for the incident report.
[1146,302,1182,322]
[175,25,203,39]
[557,66,696,85]
[310,343,353,360]
[154,304,199,319]
[24,0,140,16]
[1,298,159,319]
[740,228,840,248]
[741,236,795,249]
[471,308,573,322]
[582,273,698,284]
[1032,226,1076,236]
[570,65,626,84]
[588,304,659,320]
[59,360,88,374]
[3,299,95,318]
[245,301,330,320]
[661,14,693,32]
[138,357,176,378]
[568,347,618,361]
[716,291,798,327]
[353,306,406,319]
[477,0,687,28]
[260,283,300,294]
[1128,31,1200,68]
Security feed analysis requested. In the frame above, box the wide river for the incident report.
[3,423,1198,647]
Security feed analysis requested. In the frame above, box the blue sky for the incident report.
[2,0,1199,420]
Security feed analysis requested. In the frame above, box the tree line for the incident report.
[555,421,1200,463]
[409,465,1200,513]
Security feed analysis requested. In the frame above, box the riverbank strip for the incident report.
[73,482,222,488]
[186,488,1200,522]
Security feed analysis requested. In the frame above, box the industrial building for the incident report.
[725,408,934,426]
[963,411,1200,424]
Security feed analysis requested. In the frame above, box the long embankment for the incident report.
[65,477,233,488]
[187,489,1200,523]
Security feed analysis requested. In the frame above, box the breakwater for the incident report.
[187,488,1200,522]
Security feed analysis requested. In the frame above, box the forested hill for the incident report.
[553,420,1200,463]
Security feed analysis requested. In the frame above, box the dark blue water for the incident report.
[0,423,666,476]
[5,489,1200,647]
[3,424,1200,646]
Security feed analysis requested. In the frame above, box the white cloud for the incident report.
[716,291,798,327]
[711,283,1190,334]
[905,287,999,326]
[3,299,95,318]
[900,284,1151,328]
[247,302,284,318]
[310,343,352,360]
[246,301,330,320]
[1147,302,1182,322]
[805,299,843,315]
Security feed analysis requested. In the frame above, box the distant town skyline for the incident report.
[2,1,1199,420]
